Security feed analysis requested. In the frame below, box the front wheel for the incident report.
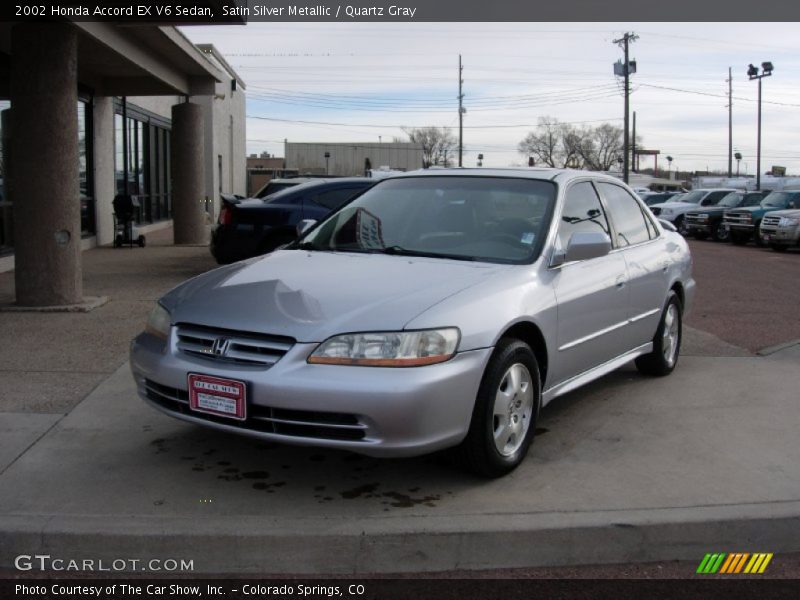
[457,339,541,478]
[712,222,729,242]
[635,291,682,377]
[730,232,749,245]
[675,216,689,236]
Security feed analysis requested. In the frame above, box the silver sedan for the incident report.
[131,168,695,477]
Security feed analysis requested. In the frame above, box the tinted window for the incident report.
[701,191,731,205]
[558,182,610,249]
[597,183,651,247]
[311,186,366,210]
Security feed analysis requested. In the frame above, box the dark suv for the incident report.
[211,178,374,264]
[684,191,767,241]
[724,190,800,246]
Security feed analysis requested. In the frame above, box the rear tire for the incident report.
[635,291,682,377]
[456,339,541,478]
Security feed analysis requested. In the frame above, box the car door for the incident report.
[550,180,631,385]
[596,182,668,349]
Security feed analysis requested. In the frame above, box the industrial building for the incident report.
[285,142,424,177]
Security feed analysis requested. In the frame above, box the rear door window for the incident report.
[597,183,653,247]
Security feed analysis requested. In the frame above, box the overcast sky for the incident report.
[182,22,800,175]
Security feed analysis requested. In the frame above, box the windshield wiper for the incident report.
[378,245,477,262]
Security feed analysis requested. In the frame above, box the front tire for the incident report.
[457,339,541,478]
[674,216,688,236]
[712,221,729,242]
[635,291,682,377]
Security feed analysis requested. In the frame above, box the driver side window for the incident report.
[557,182,610,250]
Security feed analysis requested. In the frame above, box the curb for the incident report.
[2,502,799,574]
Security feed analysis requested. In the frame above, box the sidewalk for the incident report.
[1,237,799,574]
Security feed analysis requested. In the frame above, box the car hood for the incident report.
[764,208,800,218]
[161,250,504,342]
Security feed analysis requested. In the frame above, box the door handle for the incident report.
[615,275,627,288]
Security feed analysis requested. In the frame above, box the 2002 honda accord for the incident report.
[131,168,695,477]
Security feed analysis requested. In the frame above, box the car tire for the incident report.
[770,244,788,252]
[754,223,767,247]
[730,233,748,245]
[712,222,729,242]
[457,338,541,478]
[674,216,689,236]
[694,232,708,240]
[635,291,682,377]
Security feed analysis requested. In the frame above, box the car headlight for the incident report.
[697,213,709,221]
[145,303,171,340]
[779,217,799,227]
[661,208,673,216]
[308,328,460,367]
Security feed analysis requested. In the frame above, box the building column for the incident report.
[10,23,81,306]
[171,102,207,245]
[92,97,116,247]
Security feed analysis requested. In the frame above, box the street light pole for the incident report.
[747,61,773,191]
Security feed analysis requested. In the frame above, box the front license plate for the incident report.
[762,234,771,241]
[188,373,247,421]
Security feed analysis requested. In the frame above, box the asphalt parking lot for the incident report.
[0,231,798,576]
[684,238,800,353]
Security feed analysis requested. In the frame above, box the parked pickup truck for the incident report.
[759,207,800,251]
[723,190,800,246]
[684,191,767,241]
[211,178,374,264]
[649,188,736,235]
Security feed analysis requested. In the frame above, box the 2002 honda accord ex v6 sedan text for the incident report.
[131,168,695,477]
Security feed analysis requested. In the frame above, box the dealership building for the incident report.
[0,19,245,307]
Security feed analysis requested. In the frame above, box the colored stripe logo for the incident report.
[697,553,773,574]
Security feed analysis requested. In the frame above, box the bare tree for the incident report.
[517,117,563,167]
[401,126,456,168]
[519,118,624,172]
[577,123,624,171]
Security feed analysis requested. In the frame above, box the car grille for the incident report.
[143,379,367,442]
[684,213,706,225]
[724,212,753,226]
[761,215,781,229]
[175,323,294,367]
[651,207,661,216]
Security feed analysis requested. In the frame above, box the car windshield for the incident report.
[761,192,797,208]
[678,190,707,204]
[743,193,764,207]
[295,176,557,264]
[718,193,743,207]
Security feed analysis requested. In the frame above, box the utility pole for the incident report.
[458,54,464,167]
[727,67,733,177]
[632,111,637,173]
[613,32,638,184]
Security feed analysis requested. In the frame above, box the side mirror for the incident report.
[552,231,612,267]
[296,219,317,237]
[659,218,677,232]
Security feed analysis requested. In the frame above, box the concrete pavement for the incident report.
[0,233,799,574]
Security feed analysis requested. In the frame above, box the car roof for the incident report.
[386,167,628,185]
[263,177,373,200]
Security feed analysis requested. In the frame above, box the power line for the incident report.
[246,115,623,129]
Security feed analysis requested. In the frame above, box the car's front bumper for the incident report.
[130,331,492,457]
[760,226,799,246]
